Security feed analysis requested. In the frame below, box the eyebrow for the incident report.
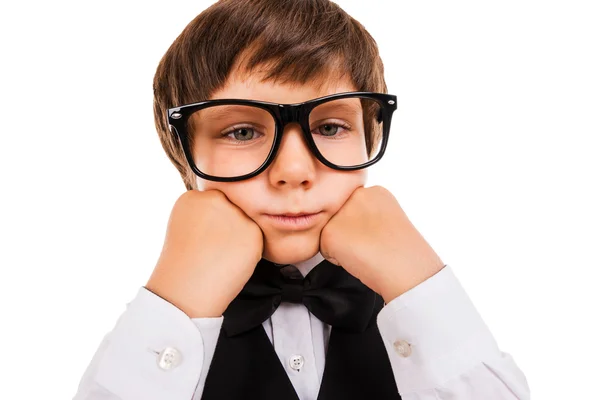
[311,100,362,114]
[200,105,261,119]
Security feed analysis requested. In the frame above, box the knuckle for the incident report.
[371,185,385,194]
[176,189,204,206]
[200,189,227,205]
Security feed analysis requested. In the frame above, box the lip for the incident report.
[263,211,323,231]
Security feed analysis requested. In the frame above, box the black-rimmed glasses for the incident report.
[167,91,397,182]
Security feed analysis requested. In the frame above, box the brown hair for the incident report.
[153,0,388,190]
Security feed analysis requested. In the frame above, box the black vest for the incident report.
[200,294,402,400]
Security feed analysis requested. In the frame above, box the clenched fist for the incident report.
[146,189,264,318]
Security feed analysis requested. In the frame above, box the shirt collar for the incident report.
[293,251,325,277]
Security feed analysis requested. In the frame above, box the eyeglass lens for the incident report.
[186,96,384,178]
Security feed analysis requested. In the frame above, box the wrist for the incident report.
[379,261,446,303]
[145,279,229,318]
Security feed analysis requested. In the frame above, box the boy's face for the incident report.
[196,69,367,265]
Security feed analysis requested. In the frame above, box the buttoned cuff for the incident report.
[191,314,225,397]
[95,286,210,400]
[376,265,501,394]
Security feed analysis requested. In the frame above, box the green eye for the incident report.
[318,124,339,136]
[312,122,351,138]
[220,125,263,143]
[231,127,255,141]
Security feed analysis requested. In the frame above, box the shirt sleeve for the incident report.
[72,286,224,400]
[376,265,531,399]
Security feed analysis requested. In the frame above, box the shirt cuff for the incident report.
[95,286,208,400]
[191,315,224,398]
[376,265,502,394]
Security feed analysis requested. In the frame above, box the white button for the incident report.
[393,339,412,357]
[289,354,305,371]
[157,346,182,370]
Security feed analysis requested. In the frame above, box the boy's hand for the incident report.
[319,185,445,304]
[146,190,264,318]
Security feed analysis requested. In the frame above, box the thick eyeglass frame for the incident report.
[167,91,398,182]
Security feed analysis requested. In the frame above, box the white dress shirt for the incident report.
[73,253,530,400]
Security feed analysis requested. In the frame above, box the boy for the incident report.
[74,0,530,399]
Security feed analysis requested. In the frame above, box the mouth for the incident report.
[263,211,323,230]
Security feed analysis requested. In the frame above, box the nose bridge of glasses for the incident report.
[275,104,314,160]
[278,103,303,127]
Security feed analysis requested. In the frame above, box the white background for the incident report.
[0,1,598,398]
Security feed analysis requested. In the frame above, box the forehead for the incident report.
[209,64,358,105]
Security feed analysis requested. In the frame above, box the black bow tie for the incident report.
[222,258,379,337]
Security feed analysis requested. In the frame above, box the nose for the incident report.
[267,123,316,189]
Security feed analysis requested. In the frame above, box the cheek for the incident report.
[326,169,367,211]
[197,178,263,216]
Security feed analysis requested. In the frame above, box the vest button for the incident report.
[157,346,182,370]
[289,354,305,371]
[393,339,412,357]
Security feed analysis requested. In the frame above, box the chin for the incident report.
[262,232,320,265]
